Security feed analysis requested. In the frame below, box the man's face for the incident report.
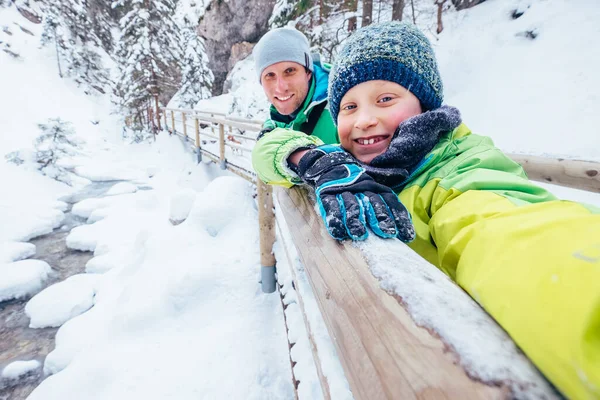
[337,80,423,164]
[260,61,312,116]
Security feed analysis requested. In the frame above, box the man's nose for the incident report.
[275,77,289,92]
[354,110,378,130]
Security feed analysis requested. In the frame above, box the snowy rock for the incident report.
[85,251,130,274]
[71,197,108,219]
[66,224,98,252]
[106,182,137,196]
[0,259,52,302]
[0,241,36,263]
[87,208,109,223]
[43,307,105,376]
[169,188,197,225]
[185,176,253,236]
[52,200,69,211]
[1,360,41,379]
[25,274,98,328]
[15,208,65,242]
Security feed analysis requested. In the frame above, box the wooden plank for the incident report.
[275,186,508,400]
[508,153,600,193]
[275,214,332,400]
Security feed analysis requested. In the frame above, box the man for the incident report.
[252,27,339,186]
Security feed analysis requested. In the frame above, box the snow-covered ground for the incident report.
[1,0,600,399]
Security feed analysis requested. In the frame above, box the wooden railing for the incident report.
[163,107,262,182]
[507,153,600,193]
[275,186,561,400]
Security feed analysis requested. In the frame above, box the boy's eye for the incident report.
[341,104,356,111]
[378,96,393,103]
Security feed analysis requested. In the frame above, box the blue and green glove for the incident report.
[296,145,415,242]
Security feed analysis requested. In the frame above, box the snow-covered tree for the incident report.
[114,0,183,130]
[88,0,116,53]
[7,118,86,186]
[40,0,110,94]
[177,28,213,109]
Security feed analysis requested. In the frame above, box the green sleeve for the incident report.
[251,128,324,187]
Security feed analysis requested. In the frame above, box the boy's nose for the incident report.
[354,112,378,130]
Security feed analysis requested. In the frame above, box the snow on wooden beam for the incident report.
[274,185,560,400]
[508,153,600,193]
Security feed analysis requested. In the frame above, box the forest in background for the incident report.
[1,0,485,134]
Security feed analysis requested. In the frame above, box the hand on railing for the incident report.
[297,145,415,242]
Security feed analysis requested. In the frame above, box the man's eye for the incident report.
[285,68,296,74]
[263,73,275,80]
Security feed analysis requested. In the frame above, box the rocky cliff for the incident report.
[197,0,276,95]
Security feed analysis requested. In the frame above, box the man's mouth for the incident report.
[276,94,293,102]
[356,135,388,145]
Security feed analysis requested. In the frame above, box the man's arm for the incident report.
[287,149,309,168]
[251,127,324,187]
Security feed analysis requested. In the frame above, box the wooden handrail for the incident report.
[508,153,600,193]
[274,185,559,400]
[167,106,600,193]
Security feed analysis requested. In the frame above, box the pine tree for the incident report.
[40,0,110,94]
[114,0,183,130]
[177,28,213,109]
[88,0,116,53]
[34,118,83,186]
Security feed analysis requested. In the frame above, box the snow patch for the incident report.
[105,182,138,196]
[168,188,197,224]
[26,274,100,328]
[1,360,41,380]
[0,241,36,263]
[0,259,52,302]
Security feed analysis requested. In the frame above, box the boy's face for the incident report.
[337,80,423,164]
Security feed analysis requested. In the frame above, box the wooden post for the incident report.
[155,95,161,131]
[219,123,226,169]
[182,111,187,138]
[163,108,167,131]
[170,110,175,135]
[258,180,276,293]
[195,117,201,163]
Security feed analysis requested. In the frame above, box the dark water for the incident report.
[0,180,137,399]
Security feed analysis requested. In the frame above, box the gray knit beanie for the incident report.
[329,21,443,124]
[253,27,314,82]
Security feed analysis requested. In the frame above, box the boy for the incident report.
[252,21,600,399]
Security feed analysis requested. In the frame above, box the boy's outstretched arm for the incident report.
[296,145,415,242]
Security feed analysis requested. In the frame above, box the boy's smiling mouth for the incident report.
[355,135,390,146]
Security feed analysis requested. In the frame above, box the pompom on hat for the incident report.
[328,21,444,124]
[253,27,313,83]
